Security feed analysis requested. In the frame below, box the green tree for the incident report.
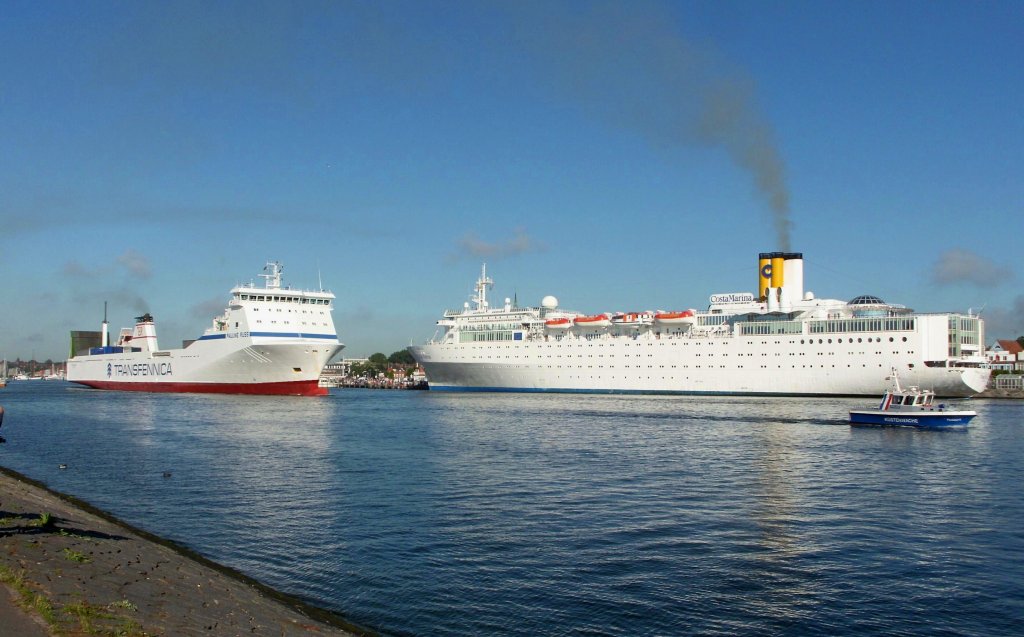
[368,352,388,366]
[388,350,415,365]
[1017,336,1024,349]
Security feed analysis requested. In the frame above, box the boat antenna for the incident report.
[317,260,324,292]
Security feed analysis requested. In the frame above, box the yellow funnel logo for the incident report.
[761,264,772,279]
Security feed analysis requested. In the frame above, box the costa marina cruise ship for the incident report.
[66,262,343,396]
[409,253,989,397]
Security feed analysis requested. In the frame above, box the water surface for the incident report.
[1,382,1021,636]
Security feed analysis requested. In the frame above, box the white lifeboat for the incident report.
[544,317,572,330]
[654,310,696,325]
[574,313,612,328]
[610,312,653,328]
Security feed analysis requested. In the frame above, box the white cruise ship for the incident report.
[409,253,990,397]
[67,262,343,396]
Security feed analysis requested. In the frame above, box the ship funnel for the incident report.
[782,252,804,307]
[131,314,159,352]
[760,251,803,309]
[770,252,785,289]
[758,253,772,300]
[101,301,109,348]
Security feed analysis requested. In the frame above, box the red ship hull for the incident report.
[70,379,328,396]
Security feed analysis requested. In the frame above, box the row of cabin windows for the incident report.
[237,294,330,305]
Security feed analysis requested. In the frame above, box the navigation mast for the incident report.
[474,263,493,310]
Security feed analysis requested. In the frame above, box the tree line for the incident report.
[348,350,416,379]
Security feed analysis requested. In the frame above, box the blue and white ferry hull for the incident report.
[849,410,975,427]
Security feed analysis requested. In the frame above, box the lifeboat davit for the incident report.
[654,310,696,325]
[574,313,612,328]
[545,317,572,330]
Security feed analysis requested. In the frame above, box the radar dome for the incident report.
[541,295,558,309]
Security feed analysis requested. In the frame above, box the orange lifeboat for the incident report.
[544,317,572,330]
[574,313,612,328]
[654,310,696,325]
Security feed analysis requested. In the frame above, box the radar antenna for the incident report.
[261,261,283,290]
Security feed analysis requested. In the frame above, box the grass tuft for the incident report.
[29,511,56,530]
[108,598,138,612]
[63,547,92,563]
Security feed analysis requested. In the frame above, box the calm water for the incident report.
[1,381,1022,636]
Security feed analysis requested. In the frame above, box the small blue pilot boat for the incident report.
[850,369,976,428]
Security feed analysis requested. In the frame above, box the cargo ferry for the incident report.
[66,262,343,396]
[409,253,990,397]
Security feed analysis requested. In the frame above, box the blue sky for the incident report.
[2,0,1021,361]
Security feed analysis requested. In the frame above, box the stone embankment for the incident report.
[977,388,1024,399]
[0,467,372,637]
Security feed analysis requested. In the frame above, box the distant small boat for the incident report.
[574,314,611,328]
[653,310,696,325]
[850,369,976,428]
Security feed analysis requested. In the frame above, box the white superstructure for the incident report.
[67,261,344,396]
[409,254,990,397]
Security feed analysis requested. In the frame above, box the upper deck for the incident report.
[230,261,335,306]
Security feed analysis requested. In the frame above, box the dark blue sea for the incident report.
[1,381,1022,636]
